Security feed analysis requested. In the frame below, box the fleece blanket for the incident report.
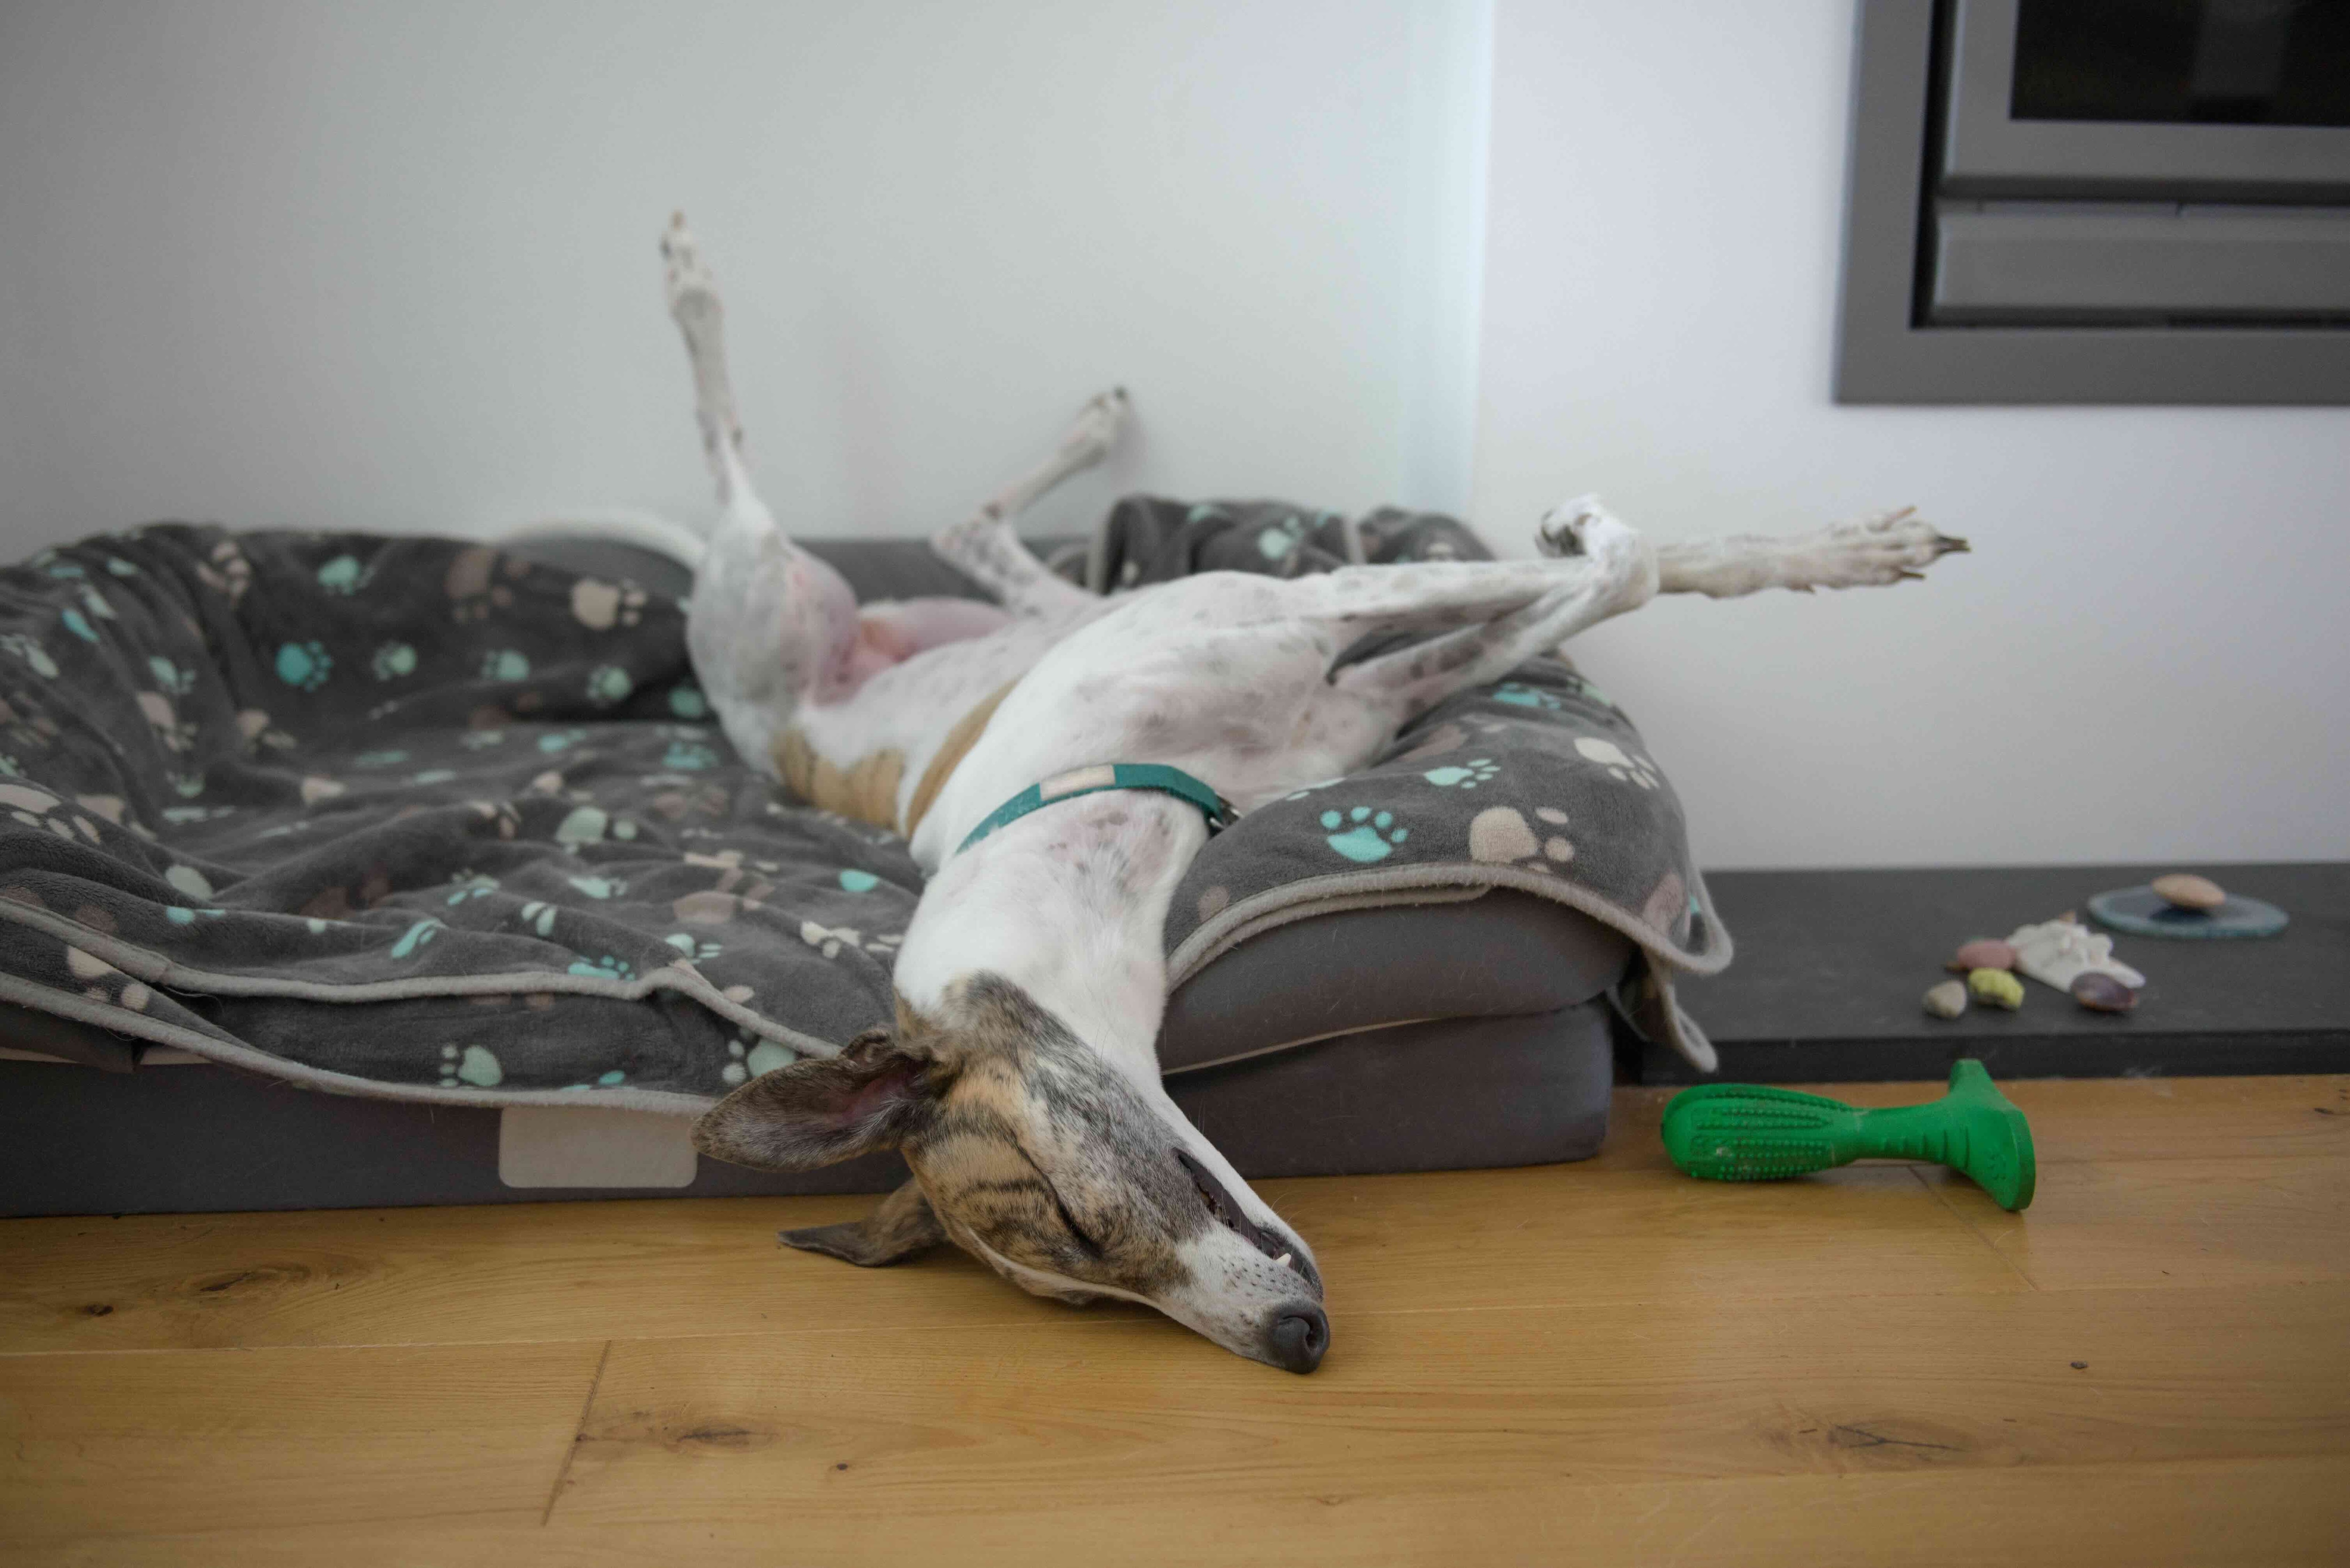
[0,510,1723,1111]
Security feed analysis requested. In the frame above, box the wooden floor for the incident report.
[2,1075,2345,1566]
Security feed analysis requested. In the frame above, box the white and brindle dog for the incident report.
[637,216,1963,1373]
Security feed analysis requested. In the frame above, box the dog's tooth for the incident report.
[1274,1252,1292,1268]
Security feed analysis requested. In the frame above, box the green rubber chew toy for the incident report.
[1660,1059,2036,1211]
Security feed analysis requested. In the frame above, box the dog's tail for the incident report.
[500,508,709,569]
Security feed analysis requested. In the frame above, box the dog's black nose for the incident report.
[1265,1302,1329,1374]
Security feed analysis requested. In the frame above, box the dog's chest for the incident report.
[956,610,1394,816]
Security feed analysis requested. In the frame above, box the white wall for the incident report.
[0,0,1490,549]
[1473,0,2350,869]
[6,0,2343,870]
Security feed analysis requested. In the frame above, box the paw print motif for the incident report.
[567,954,634,980]
[1281,776,1346,802]
[1320,806,1410,863]
[799,920,896,960]
[275,642,333,692]
[1469,806,1576,874]
[715,1036,775,1086]
[567,873,627,900]
[198,540,252,604]
[1423,758,1498,790]
[457,729,505,751]
[391,919,444,959]
[1491,682,1565,713]
[147,656,196,697]
[572,579,649,631]
[1574,737,1661,790]
[481,649,531,682]
[439,1043,503,1088]
[138,692,198,753]
[60,608,99,643]
[0,633,59,679]
[537,729,589,753]
[444,547,514,623]
[664,932,722,963]
[372,643,419,681]
[663,740,718,771]
[585,665,634,706]
[517,901,560,937]
[667,684,709,720]
[556,806,609,847]
[316,554,367,595]
[1255,515,1308,562]
[446,873,500,905]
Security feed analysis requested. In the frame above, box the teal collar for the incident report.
[957,763,1239,855]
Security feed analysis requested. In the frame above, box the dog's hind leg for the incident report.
[663,214,867,766]
[1655,507,1966,597]
[930,388,1128,617]
[1328,497,1661,720]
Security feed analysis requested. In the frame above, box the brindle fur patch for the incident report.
[897,976,1208,1301]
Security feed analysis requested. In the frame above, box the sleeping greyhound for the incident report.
[650,215,1963,1372]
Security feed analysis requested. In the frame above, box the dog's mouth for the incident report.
[1175,1148,1320,1293]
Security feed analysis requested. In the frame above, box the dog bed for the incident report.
[0,510,1723,1215]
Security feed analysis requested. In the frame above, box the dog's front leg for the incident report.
[1655,508,1966,597]
[931,389,1128,615]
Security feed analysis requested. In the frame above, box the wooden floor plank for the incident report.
[0,1163,2017,1356]
[8,1079,2331,1360]
[1923,1154,2350,1291]
[0,1339,604,1541]
[534,1283,2349,1528]
[4,1076,2344,1563]
[11,1457,2344,1568]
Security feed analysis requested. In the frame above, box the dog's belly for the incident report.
[778,609,1089,837]
[910,583,1402,857]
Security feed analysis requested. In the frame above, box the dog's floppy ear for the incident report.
[780,1178,945,1267]
[692,1026,943,1171]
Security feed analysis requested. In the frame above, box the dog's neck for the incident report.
[889,791,1207,1084]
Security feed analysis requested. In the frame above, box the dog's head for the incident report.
[692,974,1329,1372]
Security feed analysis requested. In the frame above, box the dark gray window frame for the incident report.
[1834,0,2350,405]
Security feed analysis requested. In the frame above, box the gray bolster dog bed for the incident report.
[0,503,1725,1217]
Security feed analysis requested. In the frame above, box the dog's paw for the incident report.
[1535,496,1600,559]
[662,212,720,316]
[1060,387,1130,465]
[1808,507,1969,588]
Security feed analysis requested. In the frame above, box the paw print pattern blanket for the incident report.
[0,525,919,1112]
[0,511,1723,1110]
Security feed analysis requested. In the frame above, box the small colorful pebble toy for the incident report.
[1660,1058,2036,1211]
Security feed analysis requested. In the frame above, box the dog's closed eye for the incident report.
[1175,1148,1307,1280]
[1011,1141,1104,1261]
